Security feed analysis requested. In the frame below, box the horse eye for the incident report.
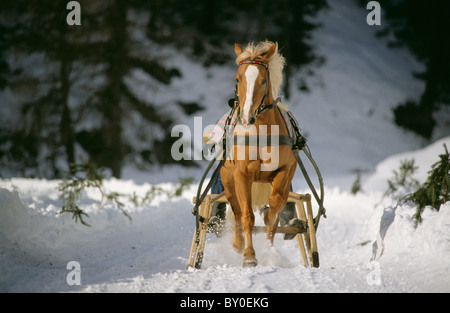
[262,79,266,85]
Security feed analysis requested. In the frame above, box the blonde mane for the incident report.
[235,40,286,101]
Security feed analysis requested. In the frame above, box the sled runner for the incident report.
[188,41,325,269]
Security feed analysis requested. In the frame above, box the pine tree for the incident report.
[146,0,328,98]
[0,0,328,178]
[79,0,191,178]
[383,159,420,200]
[406,144,450,226]
[0,0,191,178]
[0,0,79,177]
[351,170,364,195]
[377,0,450,139]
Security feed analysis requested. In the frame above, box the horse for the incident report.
[220,41,297,267]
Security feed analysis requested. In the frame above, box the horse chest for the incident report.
[232,159,276,182]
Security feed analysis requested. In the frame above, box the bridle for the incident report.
[230,60,280,126]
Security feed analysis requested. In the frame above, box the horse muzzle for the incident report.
[240,114,256,128]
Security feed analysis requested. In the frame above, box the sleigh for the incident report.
[187,41,326,269]
[188,190,320,269]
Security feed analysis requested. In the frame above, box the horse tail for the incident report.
[251,182,272,212]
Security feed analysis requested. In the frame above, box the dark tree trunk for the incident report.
[103,0,128,178]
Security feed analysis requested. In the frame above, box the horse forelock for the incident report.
[235,40,286,99]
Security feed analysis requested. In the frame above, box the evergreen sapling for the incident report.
[405,144,450,226]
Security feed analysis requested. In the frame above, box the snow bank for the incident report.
[370,201,450,292]
[0,178,196,292]
[364,137,450,192]
[366,136,450,292]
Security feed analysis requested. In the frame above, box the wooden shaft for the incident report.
[306,198,319,268]
[294,198,309,267]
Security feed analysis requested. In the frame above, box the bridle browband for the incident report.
[232,60,281,126]
[239,60,268,69]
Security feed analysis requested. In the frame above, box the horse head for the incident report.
[234,42,277,128]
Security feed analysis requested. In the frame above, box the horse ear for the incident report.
[262,43,277,60]
[235,43,243,56]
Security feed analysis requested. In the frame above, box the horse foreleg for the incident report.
[234,171,257,267]
[264,192,283,244]
[265,171,293,245]
[229,197,244,254]
[221,169,244,254]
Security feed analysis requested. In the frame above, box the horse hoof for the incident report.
[283,218,306,240]
[242,258,258,268]
[208,216,225,237]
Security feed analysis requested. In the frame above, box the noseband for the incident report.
[231,60,280,126]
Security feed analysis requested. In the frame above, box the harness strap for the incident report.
[233,135,292,146]
[257,97,281,115]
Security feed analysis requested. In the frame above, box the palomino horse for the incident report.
[220,41,297,267]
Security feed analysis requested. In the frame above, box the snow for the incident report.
[1,0,449,293]
[1,139,449,293]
